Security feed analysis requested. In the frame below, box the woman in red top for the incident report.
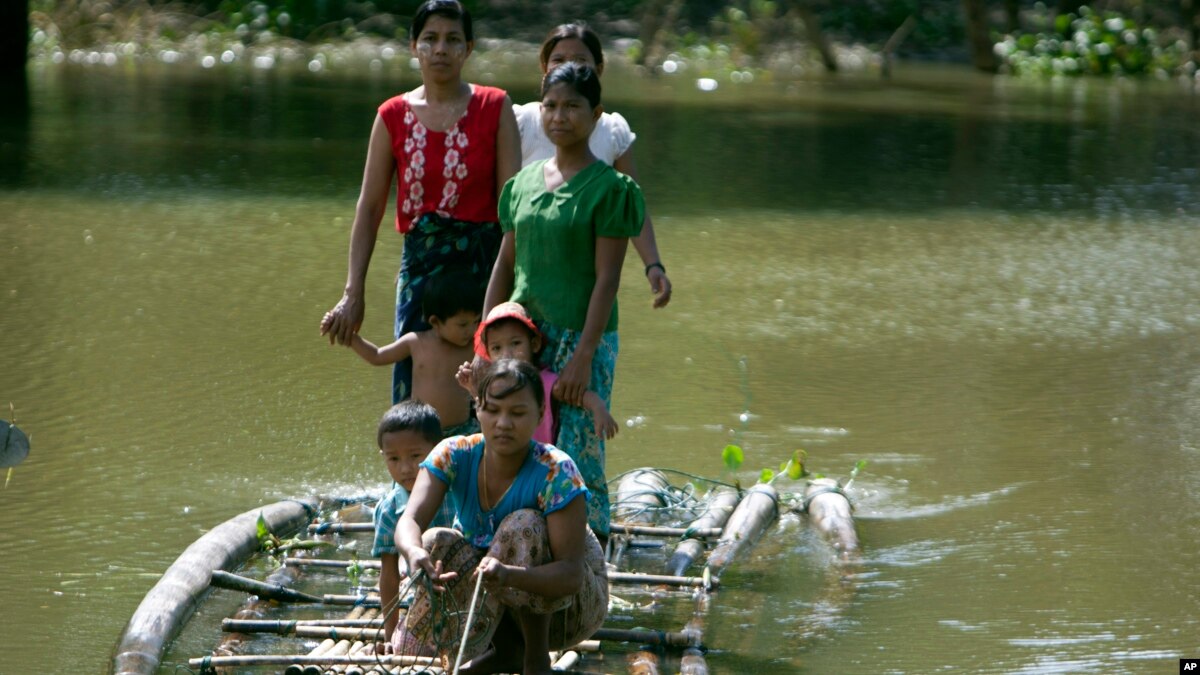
[322,0,521,403]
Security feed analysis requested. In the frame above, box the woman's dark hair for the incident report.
[474,359,545,412]
[539,23,603,71]
[377,400,443,448]
[411,0,473,42]
[542,63,602,109]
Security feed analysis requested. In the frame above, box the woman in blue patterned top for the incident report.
[397,358,607,673]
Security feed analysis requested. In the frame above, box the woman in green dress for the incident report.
[484,63,644,537]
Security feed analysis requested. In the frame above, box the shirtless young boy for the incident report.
[323,271,482,436]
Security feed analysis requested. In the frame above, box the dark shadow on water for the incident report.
[0,71,30,188]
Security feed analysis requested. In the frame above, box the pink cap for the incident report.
[474,301,542,360]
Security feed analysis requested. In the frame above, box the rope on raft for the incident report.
[798,483,849,514]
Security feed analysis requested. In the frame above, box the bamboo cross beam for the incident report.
[245,626,389,642]
[609,524,723,538]
[209,570,323,603]
[305,521,721,540]
[278,559,710,589]
[592,627,701,648]
[308,522,375,534]
[223,619,385,633]
[191,642,605,670]
[608,571,716,590]
[207,621,691,653]
[285,558,382,570]
[322,594,381,607]
[188,654,440,669]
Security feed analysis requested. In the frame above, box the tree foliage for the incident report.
[23,0,1200,73]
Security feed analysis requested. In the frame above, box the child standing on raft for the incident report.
[485,63,644,538]
[369,401,455,651]
[461,301,619,444]
[323,271,482,437]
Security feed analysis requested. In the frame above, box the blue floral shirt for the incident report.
[421,433,588,548]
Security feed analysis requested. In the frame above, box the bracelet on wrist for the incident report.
[645,261,666,277]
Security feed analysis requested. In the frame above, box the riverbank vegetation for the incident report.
[19,0,1200,79]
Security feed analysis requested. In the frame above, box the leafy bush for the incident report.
[994,5,1191,77]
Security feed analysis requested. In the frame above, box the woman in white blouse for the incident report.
[512,23,673,309]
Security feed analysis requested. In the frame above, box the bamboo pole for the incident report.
[679,647,709,675]
[627,650,660,674]
[209,570,324,603]
[551,650,580,670]
[608,571,715,589]
[322,594,381,606]
[309,522,375,534]
[286,606,370,675]
[223,618,385,632]
[337,609,380,674]
[218,502,357,663]
[609,523,723,538]
[802,478,860,561]
[188,654,440,668]
[284,638,335,675]
[310,633,353,674]
[590,627,700,648]
[666,487,740,576]
[212,564,303,670]
[611,468,670,565]
[112,497,319,675]
[705,483,779,578]
[287,558,383,570]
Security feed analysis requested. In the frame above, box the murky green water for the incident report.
[2,58,1199,673]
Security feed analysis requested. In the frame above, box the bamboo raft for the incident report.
[111,467,861,674]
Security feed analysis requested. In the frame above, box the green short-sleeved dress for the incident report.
[499,159,645,534]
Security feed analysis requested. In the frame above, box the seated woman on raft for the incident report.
[396,358,608,674]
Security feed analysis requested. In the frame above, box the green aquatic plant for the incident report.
[721,444,809,485]
[721,444,744,471]
[760,448,809,485]
[843,459,868,490]
[255,512,335,567]
[345,552,362,588]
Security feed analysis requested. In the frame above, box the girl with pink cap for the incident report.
[459,301,618,444]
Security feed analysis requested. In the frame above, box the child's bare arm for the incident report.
[349,333,416,366]
[455,360,476,393]
[550,388,619,440]
[582,391,619,439]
